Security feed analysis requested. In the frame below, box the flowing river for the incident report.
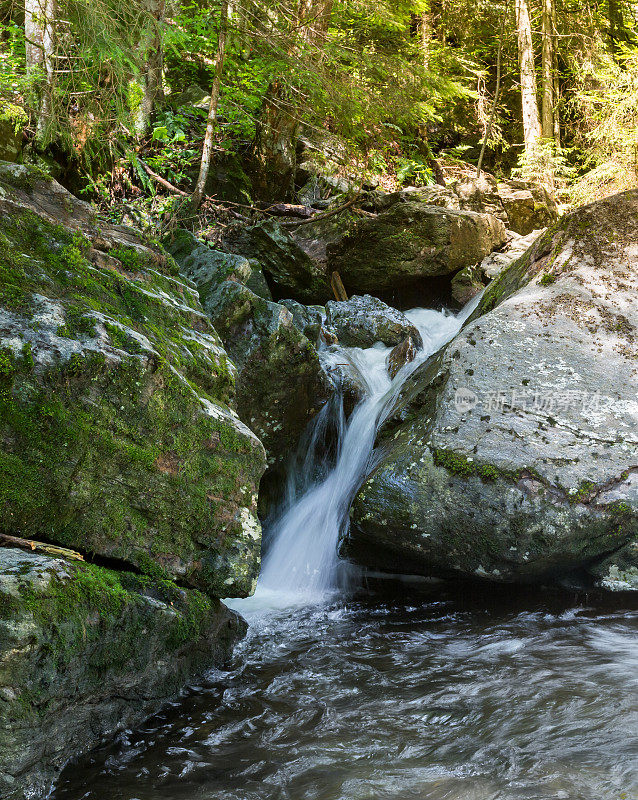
[52,302,638,800]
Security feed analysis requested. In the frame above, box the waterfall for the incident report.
[253,296,483,605]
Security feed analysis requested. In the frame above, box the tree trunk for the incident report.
[514,0,542,152]
[135,0,166,138]
[25,0,57,141]
[609,0,623,56]
[418,6,432,69]
[541,0,554,141]
[477,13,505,178]
[256,0,333,199]
[190,0,229,211]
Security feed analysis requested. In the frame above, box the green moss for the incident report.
[570,479,597,504]
[539,273,556,286]
[56,305,97,339]
[433,449,476,477]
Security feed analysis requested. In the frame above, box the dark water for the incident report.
[53,583,638,800]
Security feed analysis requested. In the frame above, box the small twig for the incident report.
[138,159,188,196]
[282,190,363,229]
[0,534,85,561]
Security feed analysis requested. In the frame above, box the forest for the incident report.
[0,2,637,800]
[1,0,637,215]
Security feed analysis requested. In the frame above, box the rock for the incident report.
[167,229,272,300]
[171,83,210,109]
[387,335,419,380]
[0,104,26,163]
[328,203,507,296]
[290,209,359,271]
[496,180,558,235]
[280,298,324,345]
[590,538,638,591]
[0,162,265,598]
[455,174,507,221]
[479,229,544,281]
[450,263,484,305]
[325,295,424,349]
[320,348,369,416]
[452,230,548,306]
[221,219,331,303]
[202,152,253,206]
[363,185,460,214]
[0,547,245,800]
[195,281,332,468]
[347,191,638,586]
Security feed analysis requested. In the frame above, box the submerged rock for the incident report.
[325,295,423,349]
[0,547,245,800]
[386,335,419,380]
[0,162,265,597]
[347,191,638,586]
[328,203,507,296]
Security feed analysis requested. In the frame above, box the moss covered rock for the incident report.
[0,546,245,800]
[347,191,638,586]
[328,202,507,297]
[0,162,266,597]
[196,281,332,468]
[0,104,26,163]
[221,219,331,303]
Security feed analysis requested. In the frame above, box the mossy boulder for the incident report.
[0,547,245,800]
[347,191,638,586]
[328,203,507,297]
[195,281,332,468]
[167,229,272,300]
[0,104,27,163]
[0,162,266,597]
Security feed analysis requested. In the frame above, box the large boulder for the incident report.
[347,192,638,587]
[325,295,423,349]
[328,203,507,296]
[0,163,266,598]
[496,179,558,236]
[221,219,331,303]
[454,174,559,235]
[0,547,245,800]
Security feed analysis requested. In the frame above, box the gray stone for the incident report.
[222,220,331,303]
[328,203,507,295]
[347,191,638,586]
[167,229,272,300]
[196,281,332,468]
[325,295,424,349]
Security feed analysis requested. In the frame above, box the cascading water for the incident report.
[256,296,483,604]
[51,305,638,800]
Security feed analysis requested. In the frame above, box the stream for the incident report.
[52,302,638,800]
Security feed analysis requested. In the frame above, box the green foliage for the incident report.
[512,139,577,190]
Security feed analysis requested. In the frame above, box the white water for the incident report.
[248,297,482,607]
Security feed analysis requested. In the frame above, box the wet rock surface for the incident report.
[0,547,244,800]
[325,295,424,349]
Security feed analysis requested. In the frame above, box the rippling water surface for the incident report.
[54,585,638,800]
